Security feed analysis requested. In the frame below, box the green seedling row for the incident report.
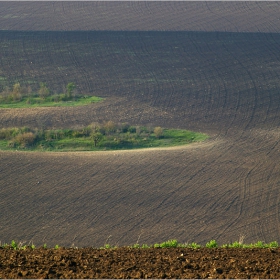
[1,239,279,250]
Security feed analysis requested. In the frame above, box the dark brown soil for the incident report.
[1,247,280,279]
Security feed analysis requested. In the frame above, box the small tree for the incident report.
[38,82,50,99]
[1,86,10,101]
[12,82,22,101]
[14,132,36,148]
[104,120,116,135]
[154,126,163,138]
[91,131,102,147]
[27,85,33,96]
[66,82,75,99]
[89,122,100,133]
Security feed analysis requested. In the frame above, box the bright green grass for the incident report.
[0,95,103,108]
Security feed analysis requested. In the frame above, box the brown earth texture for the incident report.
[2,1,280,278]
[1,247,280,279]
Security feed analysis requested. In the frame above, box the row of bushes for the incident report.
[0,82,76,103]
[0,122,164,149]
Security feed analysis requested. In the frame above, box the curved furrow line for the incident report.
[186,34,238,136]
[239,161,280,241]
[241,40,278,128]
[254,2,279,33]
[105,34,143,97]
[127,33,162,108]
[205,2,240,32]
[124,33,156,105]
[203,38,241,137]
[64,39,92,95]
[77,33,110,95]
[60,2,68,31]
[255,162,280,239]
[215,165,254,241]
[196,2,218,32]
[2,2,280,33]
[248,41,279,128]
[151,145,234,218]
[174,46,200,120]
[225,48,259,132]
[217,39,256,136]
[51,2,71,32]
[0,3,10,17]
[143,62,161,108]
[174,36,211,117]
[180,35,216,126]
[229,161,263,235]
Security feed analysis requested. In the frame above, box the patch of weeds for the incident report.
[160,239,179,248]
[154,239,179,248]
[205,240,218,248]
[186,242,201,249]
[2,239,278,250]
[10,240,18,250]
[222,241,244,248]
[103,244,115,249]
[268,241,278,248]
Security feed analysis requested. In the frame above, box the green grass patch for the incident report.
[0,81,103,108]
[0,95,103,108]
[0,123,208,152]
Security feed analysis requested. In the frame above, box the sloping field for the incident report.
[1,1,280,32]
[0,2,280,248]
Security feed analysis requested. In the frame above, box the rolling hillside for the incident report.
[0,1,280,247]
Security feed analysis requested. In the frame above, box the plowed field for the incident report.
[1,1,280,252]
[1,247,280,279]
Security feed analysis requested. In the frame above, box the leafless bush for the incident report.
[14,132,36,148]
[154,126,163,138]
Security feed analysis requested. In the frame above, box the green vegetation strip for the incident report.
[0,95,103,108]
[0,82,103,108]
[2,239,279,250]
[0,122,208,152]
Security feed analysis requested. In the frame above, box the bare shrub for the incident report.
[38,82,50,99]
[136,126,141,136]
[14,132,36,148]
[0,128,13,140]
[81,126,92,137]
[154,126,163,138]
[12,83,22,101]
[88,122,100,133]
[103,121,116,134]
